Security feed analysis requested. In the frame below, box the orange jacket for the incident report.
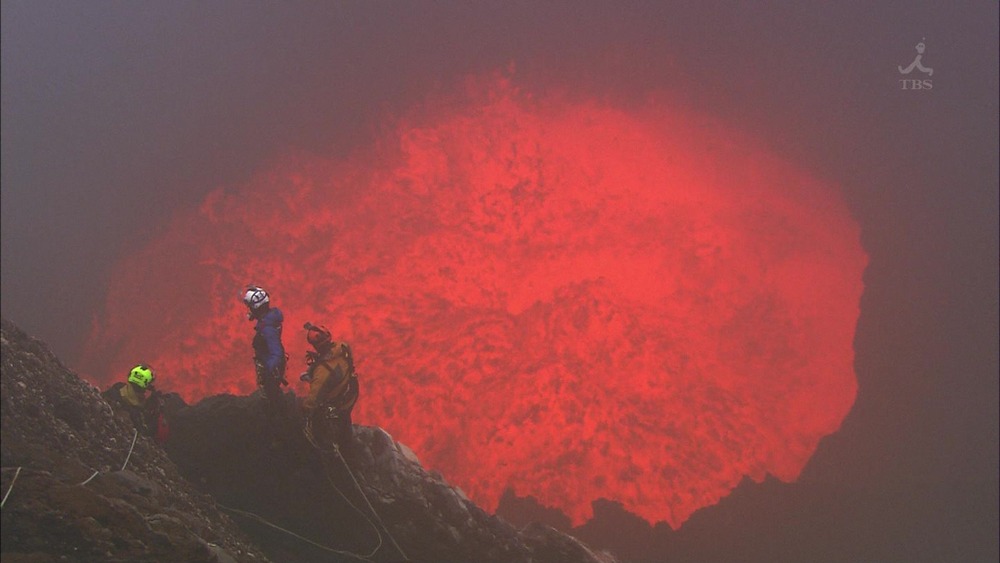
[303,343,358,413]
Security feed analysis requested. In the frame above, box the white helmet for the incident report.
[243,285,270,315]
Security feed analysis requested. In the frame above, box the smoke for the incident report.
[79,74,866,528]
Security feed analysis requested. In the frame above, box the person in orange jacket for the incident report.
[300,322,359,449]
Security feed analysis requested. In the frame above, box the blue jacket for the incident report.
[252,307,286,374]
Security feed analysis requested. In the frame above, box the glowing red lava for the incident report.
[81,76,867,528]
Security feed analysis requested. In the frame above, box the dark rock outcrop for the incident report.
[2,318,615,563]
[165,390,616,563]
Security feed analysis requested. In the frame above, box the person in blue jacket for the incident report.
[242,285,288,417]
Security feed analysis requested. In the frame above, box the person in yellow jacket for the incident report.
[102,364,169,443]
[300,322,359,449]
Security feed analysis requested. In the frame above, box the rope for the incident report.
[208,419,388,563]
[305,417,410,561]
[3,427,139,507]
[79,471,101,486]
[79,428,140,486]
[2,429,375,562]
[331,444,409,560]
[121,429,139,471]
[303,419,385,558]
[218,503,376,563]
[4,414,408,561]
[1,466,22,509]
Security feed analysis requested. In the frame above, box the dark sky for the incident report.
[2,0,997,559]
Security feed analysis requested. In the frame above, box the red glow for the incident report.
[80,76,867,528]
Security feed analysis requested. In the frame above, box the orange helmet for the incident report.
[304,322,332,349]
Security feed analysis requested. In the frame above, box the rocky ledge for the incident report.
[2,318,615,563]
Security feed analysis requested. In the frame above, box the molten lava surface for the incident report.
[81,77,867,528]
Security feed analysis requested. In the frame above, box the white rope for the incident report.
[0,428,140,499]
[79,428,140,486]
[120,429,139,471]
[1,466,22,509]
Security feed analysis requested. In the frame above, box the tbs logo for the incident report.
[898,39,934,91]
